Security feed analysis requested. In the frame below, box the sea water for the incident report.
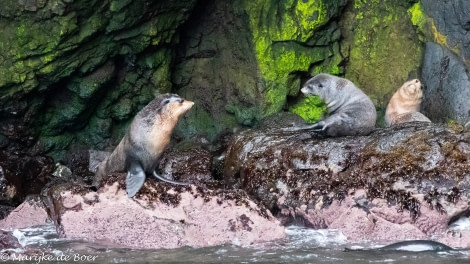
[1,224,470,264]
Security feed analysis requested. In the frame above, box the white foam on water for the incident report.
[449,217,470,231]
[12,224,59,247]
[285,225,348,247]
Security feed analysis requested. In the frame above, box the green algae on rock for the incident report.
[340,0,423,114]
[242,0,347,117]
[289,96,327,124]
[0,1,197,160]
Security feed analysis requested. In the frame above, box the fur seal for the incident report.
[293,73,376,136]
[345,240,453,252]
[93,93,194,197]
[385,79,431,127]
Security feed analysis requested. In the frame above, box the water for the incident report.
[2,225,470,263]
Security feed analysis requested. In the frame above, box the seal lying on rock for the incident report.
[292,73,376,136]
[385,79,431,127]
[93,94,194,197]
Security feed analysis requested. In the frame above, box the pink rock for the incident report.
[59,182,285,249]
[0,198,49,231]
[280,188,470,247]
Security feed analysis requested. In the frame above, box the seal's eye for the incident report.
[162,99,170,105]
[318,83,323,88]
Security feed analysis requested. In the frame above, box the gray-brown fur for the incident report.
[93,93,194,197]
[299,73,376,137]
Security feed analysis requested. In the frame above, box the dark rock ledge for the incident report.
[2,122,470,249]
[224,122,470,247]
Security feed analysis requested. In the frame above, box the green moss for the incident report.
[243,0,346,117]
[408,2,426,29]
[289,96,327,123]
[342,0,423,108]
[175,105,238,142]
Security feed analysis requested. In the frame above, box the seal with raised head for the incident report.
[294,73,376,137]
[385,79,431,127]
[94,93,194,197]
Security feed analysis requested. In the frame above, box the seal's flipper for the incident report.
[281,121,324,132]
[126,162,146,197]
[153,170,189,186]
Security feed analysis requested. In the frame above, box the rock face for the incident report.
[420,0,470,60]
[421,43,470,125]
[224,123,470,245]
[55,182,285,249]
[340,0,423,115]
[0,152,54,206]
[0,197,49,231]
[410,0,470,125]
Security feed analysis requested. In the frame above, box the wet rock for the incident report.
[0,205,14,220]
[421,42,470,125]
[0,196,49,231]
[157,142,213,184]
[0,230,21,250]
[0,150,54,205]
[224,122,470,244]
[51,182,284,249]
[421,0,470,60]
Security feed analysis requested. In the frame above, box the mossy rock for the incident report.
[340,0,423,111]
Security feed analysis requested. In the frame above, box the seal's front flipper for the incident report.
[126,162,146,197]
[282,121,324,132]
[153,170,189,186]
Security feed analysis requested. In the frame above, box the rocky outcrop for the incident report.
[410,0,470,125]
[421,43,470,125]
[420,0,470,61]
[0,0,198,160]
[49,182,284,249]
[0,197,49,230]
[224,122,470,245]
[0,152,54,206]
[340,0,423,118]
[0,230,21,251]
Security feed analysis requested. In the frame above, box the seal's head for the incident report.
[137,93,194,129]
[300,73,349,105]
[301,73,336,98]
[400,79,423,101]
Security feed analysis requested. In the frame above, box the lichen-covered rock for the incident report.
[224,122,470,243]
[242,0,347,117]
[0,0,197,160]
[54,182,285,249]
[340,0,423,124]
[413,0,470,61]
[173,0,347,140]
[421,42,470,125]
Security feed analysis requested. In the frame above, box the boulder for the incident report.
[224,122,470,246]
[50,181,285,249]
[0,230,21,251]
[421,42,470,125]
[0,197,49,231]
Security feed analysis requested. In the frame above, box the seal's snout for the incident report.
[183,99,194,108]
[301,87,308,94]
